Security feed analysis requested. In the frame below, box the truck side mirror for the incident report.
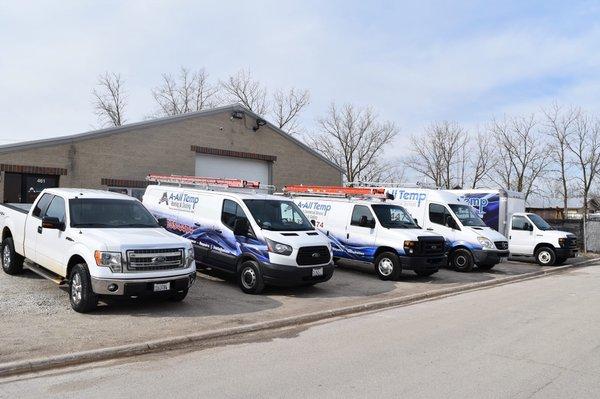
[42,216,64,231]
[359,216,375,228]
[310,219,316,226]
[525,222,533,231]
[157,218,168,228]
[413,218,420,227]
[233,218,249,236]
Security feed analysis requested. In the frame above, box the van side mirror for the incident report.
[233,218,250,236]
[359,216,375,229]
[524,222,533,231]
[445,215,457,229]
[310,219,316,226]
[42,216,64,231]
[157,218,168,228]
[413,218,419,227]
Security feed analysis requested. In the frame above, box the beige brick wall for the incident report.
[0,110,342,200]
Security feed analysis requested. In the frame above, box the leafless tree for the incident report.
[152,67,219,116]
[404,121,469,188]
[307,103,398,182]
[92,72,126,127]
[543,103,579,218]
[488,115,549,200]
[220,69,268,115]
[271,88,310,135]
[567,113,600,248]
[469,131,497,188]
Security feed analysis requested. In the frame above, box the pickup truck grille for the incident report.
[296,246,331,266]
[494,241,509,250]
[564,236,578,249]
[126,248,184,272]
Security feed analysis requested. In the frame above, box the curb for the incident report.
[1,257,597,378]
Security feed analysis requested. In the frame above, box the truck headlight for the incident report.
[266,238,293,256]
[477,237,495,250]
[558,237,566,247]
[403,240,418,255]
[186,247,195,267]
[94,251,122,273]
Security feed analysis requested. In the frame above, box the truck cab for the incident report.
[508,212,578,265]
[1,188,196,312]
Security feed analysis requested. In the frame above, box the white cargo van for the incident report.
[283,186,447,280]
[383,187,510,271]
[143,175,334,294]
[452,189,579,265]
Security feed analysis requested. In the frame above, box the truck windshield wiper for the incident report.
[118,223,159,228]
[71,223,113,228]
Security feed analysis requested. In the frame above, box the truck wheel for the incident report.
[168,288,189,302]
[414,269,437,277]
[535,247,556,266]
[478,262,496,270]
[69,263,98,313]
[1,237,24,275]
[450,249,474,272]
[374,252,402,280]
[238,260,265,294]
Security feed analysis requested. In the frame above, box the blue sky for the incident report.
[1,0,600,149]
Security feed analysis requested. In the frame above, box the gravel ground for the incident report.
[0,257,587,364]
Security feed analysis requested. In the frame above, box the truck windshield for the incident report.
[70,199,159,228]
[372,204,419,229]
[528,214,553,230]
[448,204,487,227]
[243,200,314,231]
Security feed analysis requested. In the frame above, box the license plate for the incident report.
[153,282,170,292]
[312,267,323,277]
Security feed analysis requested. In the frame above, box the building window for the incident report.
[107,187,145,201]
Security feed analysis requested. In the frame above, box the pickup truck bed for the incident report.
[1,203,32,214]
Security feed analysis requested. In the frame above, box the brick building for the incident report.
[0,104,343,203]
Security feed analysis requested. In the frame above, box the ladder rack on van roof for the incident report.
[283,185,390,199]
[345,181,440,189]
[146,174,274,192]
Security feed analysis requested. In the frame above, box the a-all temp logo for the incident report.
[387,189,427,207]
[461,196,488,217]
[296,200,332,218]
[159,191,200,212]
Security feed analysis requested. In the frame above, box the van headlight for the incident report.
[186,247,195,267]
[477,237,495,250]
[266,238,293,256]
[94,251,122,273]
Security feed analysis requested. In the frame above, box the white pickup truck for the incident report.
[0,188,196,312]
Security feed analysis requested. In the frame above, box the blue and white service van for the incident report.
[284,187,447,280]
[143,175,334,294]
[384,187,510,271]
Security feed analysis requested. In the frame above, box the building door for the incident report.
[195,154,270,185]
[3,173,60,203]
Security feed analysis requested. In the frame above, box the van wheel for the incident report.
[238,260,265,294]
[168,288,189,302]
[535,247,556,266]
[2,237,24,275]
[69,263,98,313]
[374,252,402,280]
[451,249,474,272]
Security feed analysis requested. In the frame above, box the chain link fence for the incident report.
[547,218,600,252]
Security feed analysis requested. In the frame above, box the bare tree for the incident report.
[543,103,579,218]
[488,115,549,200]
[470,131,497,188]
[567,113,600,251]
[152,67,219,116]
[307,103,398,182]
[404,121,468,188]
[92,72,126,127]
[271,88,310,135]
[220,69,268,115]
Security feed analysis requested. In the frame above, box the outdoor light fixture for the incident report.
[253,118,267,131]
[231,110,244,119]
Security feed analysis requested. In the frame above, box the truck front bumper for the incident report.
[555,247,578,258]
[399,254,447,272]
[473,250,510,266]
[261,262,335,287]
[91,272,196,296]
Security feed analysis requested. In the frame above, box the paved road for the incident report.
[0,258,566,363]
[2,264,599,398]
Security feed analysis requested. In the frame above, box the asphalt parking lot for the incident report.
[0,258,588,364]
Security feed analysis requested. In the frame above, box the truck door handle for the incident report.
[214,229,222,234]
[194,223,202,227]
[427,228,433,231]
[37,226,42,234]
[346,233,350,239]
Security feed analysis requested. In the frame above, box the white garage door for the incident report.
[195,154,270,185]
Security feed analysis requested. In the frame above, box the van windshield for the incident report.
[528,214,553,230]
[372,204,419,229]
[243,200,314,231]
[70,199,159,228]
[448,204,487,227]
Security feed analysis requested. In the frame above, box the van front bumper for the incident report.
[473,250,510,265]
[261,262,335,287]
[555,248,578,258]
[400,255,447,271]
[90,272,196,296]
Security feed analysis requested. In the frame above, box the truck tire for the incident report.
[477,262,496,270]
[2,237,24,275]
[535,247,556,266]
[374,252,402,280]
[238,260,265,294]
[450,249,474,272]
[168,288,189,302]
[69,263,98,313]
